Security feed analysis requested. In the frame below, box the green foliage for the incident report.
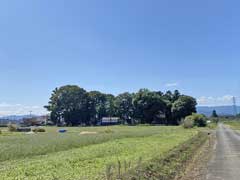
[171,95,197,124]
[133,89,167,124]
[45,85,90,126]
[184,113,207,127]
[45,85,197,126]
[115,92,134,124]
[88,91,108,123]
[32,127,46,133]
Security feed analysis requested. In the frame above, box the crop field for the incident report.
[0,126,199,180]
[223,120,240,130]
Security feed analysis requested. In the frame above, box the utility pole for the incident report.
[29,111,32,118]
[233,96,238,116]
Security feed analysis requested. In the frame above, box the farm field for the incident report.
[223,120,240,130]
[0,126,199,180]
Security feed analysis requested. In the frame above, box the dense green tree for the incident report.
[164,90,173,102]
[171,95,197,124]
[88,91,107,122]
[105,94,117,117]
[115,92,134,124]
[45,85,197,126]
[172,90,181,102]
[133,89,167,124]
[45,85,90,126]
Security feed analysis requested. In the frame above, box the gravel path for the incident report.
[206,123,240,180]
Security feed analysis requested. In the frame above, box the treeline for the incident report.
[44,85,197,126]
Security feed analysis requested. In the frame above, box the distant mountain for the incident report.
[0,114,39,121]
[197,106,240,116]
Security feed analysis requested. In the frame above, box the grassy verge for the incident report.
[110,131,208,180]
[223,120,240,130]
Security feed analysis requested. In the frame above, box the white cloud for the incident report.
[197,95,235,106]
[0,103,47,116]
[165,82,179,87]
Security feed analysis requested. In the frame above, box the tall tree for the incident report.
[133,89,167,124]
[105,94,117,117]
[171,95,197,124]
[45,85,89,126]
[88,91,107,122]
[115,92,134,124]
[45,85,197,126]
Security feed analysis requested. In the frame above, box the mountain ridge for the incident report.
[197,105,240,116]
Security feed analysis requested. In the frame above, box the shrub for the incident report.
[8,123,17,132]
[193,114,207,127]
[184,113,207,128]
[182,117,194,129]
[32,127,46,133]
[0,130,2,134]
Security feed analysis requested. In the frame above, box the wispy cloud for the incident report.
[197,95,235,106]
[0,102,47,116]
[165,82,179,87]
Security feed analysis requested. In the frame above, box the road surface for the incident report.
[206,123,240,180]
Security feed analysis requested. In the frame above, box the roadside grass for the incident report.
[118,132,208,180]
[223,120,240,130]
[207,122,218,129]
[0,126,199,180]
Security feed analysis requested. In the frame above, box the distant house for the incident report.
[101,117,120,126]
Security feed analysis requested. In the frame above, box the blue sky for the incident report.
[0,0,240,115]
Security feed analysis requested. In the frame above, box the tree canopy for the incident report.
[45,85,197,126]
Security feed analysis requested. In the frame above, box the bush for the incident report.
[32,127,46,133]
[193,114,207,127]
[183,113,207,128]
[182,117,194,129]
[8,123,17,132]
[0,130,2,134]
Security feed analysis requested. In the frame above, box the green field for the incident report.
[0,126,199,180]
[223,120,240,130]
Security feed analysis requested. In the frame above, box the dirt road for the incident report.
[206,124,240,180]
